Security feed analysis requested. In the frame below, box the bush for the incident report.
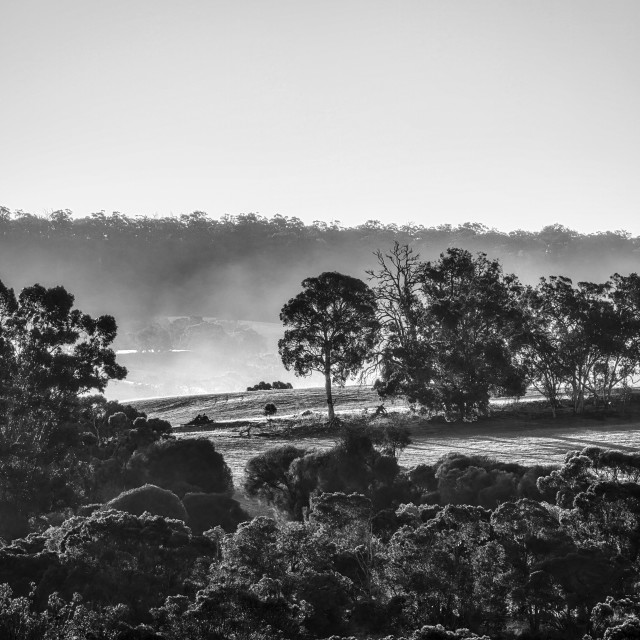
[182,492,250,533]
[126,438,233,497]
[429,452,550,507]
[36,510,218,619]
[264,403,277,417]
[243,445,309,517]
[105,484,188,521]
[251,430,412,519]
[247,381,272,391]
[271,381,293,389]
[247,381,292,391]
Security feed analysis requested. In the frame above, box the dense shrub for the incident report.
[272,381,294,389]
[105,484,188,521]
[126,438,233,497]
[244,445,309,517]
[245,430,413,520]
[247,381,293,391]
[247,381,273,391]
[182,492,249,533]
[36,510,217,617]
[428,453,552,508]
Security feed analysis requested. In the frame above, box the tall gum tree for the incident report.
[0,280,127,448]
[278,272,379,421]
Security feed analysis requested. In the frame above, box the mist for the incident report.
[1,211,639,399]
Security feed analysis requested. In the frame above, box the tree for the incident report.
[370,247,528,416]
[525,275,640,415]
[278,272,379,421]
[243,445,309,517]
[367,242,437,406]
[0,280,127,448]
[591,273,640,409]
[420,248,528,416]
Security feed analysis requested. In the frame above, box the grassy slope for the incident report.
[132,385,403,426]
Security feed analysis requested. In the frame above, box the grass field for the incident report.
[132,385,414,428]
[133,386,640,489]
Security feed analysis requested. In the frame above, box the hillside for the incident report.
[132,384,396,425]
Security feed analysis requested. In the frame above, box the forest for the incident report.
[1,208,638,325]
[2,238,640,639]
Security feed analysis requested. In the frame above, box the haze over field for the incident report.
[2,214,640,398]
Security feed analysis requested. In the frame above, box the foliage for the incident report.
[524,275,640,415]
[370,247,528,417]
[279,271,379,420]
[2,209,638,328]
[105,484,188,521]
[243,445,309,517]
[431,453,551,508]
[126,437,233,498]
[244,429,412,520]
[40,509,216,617]
[367,243,434,406]
[3,445,640,638]
[0,279,126,448]
[247,380,293,391]
[182,492,249,534]
[419,248,528,415]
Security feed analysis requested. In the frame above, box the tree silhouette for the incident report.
[278,272,378,421]
[0,280,126,447]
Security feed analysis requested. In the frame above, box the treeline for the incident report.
[1,207,638,323]
[278,245,640,419]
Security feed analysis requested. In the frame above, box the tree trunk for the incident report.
[325,369,335,421]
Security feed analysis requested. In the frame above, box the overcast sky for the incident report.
[2,1,639,233]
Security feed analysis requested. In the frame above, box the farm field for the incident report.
[133,386,640,487]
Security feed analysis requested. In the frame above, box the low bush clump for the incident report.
[182,492,250,533]
[247,381,293,391]
[105,484,188,521]
[126,438,233,497]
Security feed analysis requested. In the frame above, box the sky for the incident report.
[2,0,640,234]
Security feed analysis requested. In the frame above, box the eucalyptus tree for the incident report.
[525,274,640,414]
[420,248,529,416]
[0,279,126,448]
[370,246,529,417]
[278,272,379,421]
[367,242,437,406]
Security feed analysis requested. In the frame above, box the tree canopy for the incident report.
[371,247,528,416]
[0,280,126,448]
